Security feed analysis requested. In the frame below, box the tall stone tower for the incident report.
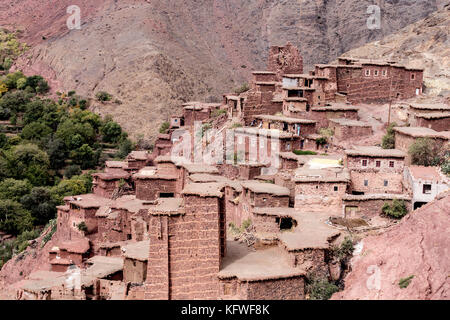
[267,42,303,81]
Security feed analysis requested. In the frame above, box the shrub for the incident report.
[41,219,57,248]
[159,121,170,134]
[212,109,227,117]
[398,275,414,289]
[64,165,82,179]
[96,91,112,102]
[316,137,328,146]
[306,276,339,300]
[409,138,443,166]
[101,121,122,143]
[319,127,334,137]
[77,221,88,232]
[382,199,408,219]
[381,122,397,149]
[293,150,317,155]
[234,83,250,95]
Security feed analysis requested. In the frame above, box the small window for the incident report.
[376,160,381,168]
[384,180,388,187]
[160,192,175,198]
[362,159,368,167]
[389,161,395,168]
[365,70,371,77]
[374,70,379,76]
[382,70,387,76]
[364,180,369,187]
[423,184,432,194]
[411,73,415,80]
[334,186,339,192]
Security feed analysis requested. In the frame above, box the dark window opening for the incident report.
[306,104,310,112]
[384,180,388,187]
[334,186,339,192]
[423,184,432,194]
[376,160,381,167]
[276,217,297,231]
[288,90,303,98]
[389,161,395,168]
[127,234,132,240]
[362,159,368,167]
[414,201,427,210]
[160,192,175,198]
[352,191,365,195]
[364,180,369,187]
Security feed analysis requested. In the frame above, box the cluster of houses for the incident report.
[17,43,449,300]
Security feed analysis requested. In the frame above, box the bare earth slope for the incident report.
[333,192,450,300]
[2,0,446,140]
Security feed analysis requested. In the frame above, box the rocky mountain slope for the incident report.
[333,191,450,300]
[342,3,450,97]
[2,0,446,140]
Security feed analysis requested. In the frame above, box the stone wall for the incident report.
[294,182,347,214]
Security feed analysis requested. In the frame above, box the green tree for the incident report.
[96,91,112,102]
[101,121,122,143]
[45,137,68,170]
[64,165,82,179]
[51,176,89,204]
[71,144,96,169]
[409,138,442,166]
[381,122,397,149]
[159,121,170,134]
[56,119,95,148]
[6,143,50,185]
[116,138,135,158]
[0,200,33,235]
[21,121,52,142]
[20,187,56,225]
[0,178,32,202]
[382,199,408,219]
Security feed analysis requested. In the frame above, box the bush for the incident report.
[319,127,334,137]
[316,137,328,146]
[409,138,443,166]
[159,121,170,134]
[212,109,227,117]
[293,150,317,155]
[234,83,250,95]
[96,91,112,102]
[77,221,88,232]
[382,199,408,219]
[101,121,122,143]
[306,276,339,300]
[381,122,397,149]
[64,165,82,179]
[398,275,414,289]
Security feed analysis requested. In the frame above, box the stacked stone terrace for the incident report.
[17,43,449,300]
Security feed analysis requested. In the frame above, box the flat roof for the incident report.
[342,193,412,201]
[330,118,372,127]
[180,163,219,174]
[67,193,113,209]
[415,112,450,119]
[234,127,297,139]
[408,166,444,182]
[311,105,359,112]
[122,240,150,262]
[255,114,316,124]
[345,146,406,158]
[182,182,224,197]
[294,168,349,183]
[92,170,130,181]
[409,103,450,111]
[393,127,449,139]
[240,180,290,196]
[218,241,306,281]
[127,151,148,161]
[252,71,276,75]
[148,198,185,216]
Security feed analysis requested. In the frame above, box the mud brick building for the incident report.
[342,194,412,219]
[345,146,407,195]
[404,166,449,210]
[309,104,359,128]
[254,115,317,136]
[333,57,424,103]
[393,127,450,164]
[329,118,372,142]
[406,103,450,132]
[294,168,350,213]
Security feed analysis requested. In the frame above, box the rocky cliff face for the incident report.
[333,192,450,300]
[2,0,444,140]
